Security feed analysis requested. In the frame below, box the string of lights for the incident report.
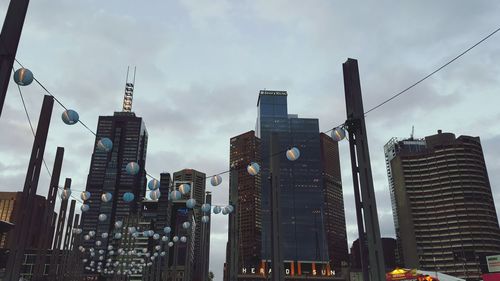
[7,24,500,206]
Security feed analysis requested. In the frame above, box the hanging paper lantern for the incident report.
[286,147,300,161]
[88,231,96,237]
[148,179,160,190]
[81,191,91,201]
[331,126,346,141]
[169,190,181,201]
[247,162,260,176]
[101,232,108,239]
[160,252,166,257]
[213,206,221,214]
[81,204,90,212]
[123,192,135,202]
[179,184,191,195]
[115,221,123,229]
[61,189,71,200]
[61,109,80,125]
[186,198,196,209]
[201,203,211,213]
[149,190,161,200]
[13,68,34,86]
[114,233,122,239]
[222,208,229,215]
[97,138,113,152]
[125,162,140,175]
[84,235,91,241]
[155,245,161,251]
[172,236,179,243]
[95,241,102,246]
[163,227,171,234]
[182,222,191,229]
[210,175,222,186]
[225,205,234,214]
[128,227,137,234]
[98,214,107,221]
[180,236,187,243]
[161,236,168,242]
[153,234,160,240]
[101,192,112,202]
[201,216,210,223]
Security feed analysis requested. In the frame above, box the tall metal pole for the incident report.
[228,171,239,281]
[5,94,53,281]
[49,178,71,279]
[269,133,284,281]
[33,147,64,280]
[0,0,30,118]
[343,58,386,281]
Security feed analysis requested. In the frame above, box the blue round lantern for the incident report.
[101,192,112,203]
[180,236,187,243]
[201,203,211,213]
[179,184,191,195]
[201,216,210,223]
[81,204,90,212]
[331,126,346,141]
[222,208,229,215]
[170,190,181,201]
[182,222,191,229]
[13,68,34,86]
[81,191,91,201]
[149,190,161,200]
[286,147,300,161]
[186,198,196,209]
[213,206,221,214]
[61,109,79,125]
[148,179,160,190]
[61,189,71,200]
[247,162,260,176]
[125,162,140,176]
[225,205,234,214]
[123,192,135,202]
[210,175,222,186]
[97,137,113,152]
[163,226,171,234]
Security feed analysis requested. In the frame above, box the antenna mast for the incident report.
[122,66,136,112]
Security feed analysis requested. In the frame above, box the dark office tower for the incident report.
[227,131,262,272]
[319,133,349,270]
[385,131,500,280]
[350,237,397,270]
[173,169,206,281]
[256,90,329,269]
[80,105,148,260]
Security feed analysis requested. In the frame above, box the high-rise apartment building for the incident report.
[173,169,207,281]
[385,130,500,280]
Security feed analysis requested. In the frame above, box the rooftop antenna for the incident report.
[122,66,136,112]
[410,125,415,140]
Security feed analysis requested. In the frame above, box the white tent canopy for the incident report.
[418,270,466,281]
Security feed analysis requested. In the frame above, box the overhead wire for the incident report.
[6,25,500,193]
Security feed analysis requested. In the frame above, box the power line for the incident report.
[364,26,500,115]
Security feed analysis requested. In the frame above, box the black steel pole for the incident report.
[343,58,386,281]
[0,0,30,118]
[5,94,53,281]
[269,133,284,281]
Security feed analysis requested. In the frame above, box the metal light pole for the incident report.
[269,133,284,281]
[343,58,386,281]
[0,0,30,118]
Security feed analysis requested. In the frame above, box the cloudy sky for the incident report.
[1,1,500,280]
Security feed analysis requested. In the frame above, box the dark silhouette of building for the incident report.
[319,133,349,270]
[385,130,500,280]
[173,169,208,281]
[80,103,148,277]
[350,237,398,270]
[227,131,262,271]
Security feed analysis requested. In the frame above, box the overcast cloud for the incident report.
[1,1,500,280]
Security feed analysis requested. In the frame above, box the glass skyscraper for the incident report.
[256,90,328,262]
